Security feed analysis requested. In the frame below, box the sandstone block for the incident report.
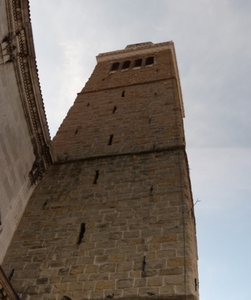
[116,278,133,289]
[96,280,115,290]
[85,265,99,274]
[147,276,163,286]
[53,283,68,293]
[149,234,177,243]
[99,263,116,273]
[109,254,125,262]
[70,265,84,275]
[134,277,146,287]
[58,267,70,275]
[117,261,133,272]
[68,281,83,291]
[160,267,183,275]
[89,274,109,281]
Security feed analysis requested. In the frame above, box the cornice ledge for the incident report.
[96,41,173,62]
[4,0,54,184]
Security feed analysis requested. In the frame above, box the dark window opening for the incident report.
[149,118,151,124]
[121,60,130,69]
[110,62,119,71]
[75,129,78,135]
[43,199,48,210]
[87,103,90,107]
[77,223,86,244]
[108,134,114,145]
[146,56,154,65]
[134,58,142,67]
[121,91,125,97]
[150,185,154,194]
[113,106,117,114]
[142,256,146,271]
[93,170,99,184]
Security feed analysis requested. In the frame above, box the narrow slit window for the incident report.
[145,56,154,65]
[194,278,199,291]
[121,91,125,97]
[110,62,119,71]
[77,223,86,244]
[113,106,117,114]
[108,134,114,145]
[121,60,130,69]
[150,185,154,194]
[134,58,142,68]
[93,170,99,184]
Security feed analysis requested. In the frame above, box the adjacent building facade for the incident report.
[0,0,53,264]
[0,1,199,300]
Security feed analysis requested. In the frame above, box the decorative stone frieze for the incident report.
[4,0,53,184]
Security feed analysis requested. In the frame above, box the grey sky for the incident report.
[29,1,251,299]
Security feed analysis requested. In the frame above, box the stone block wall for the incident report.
[2,41,199,300]
[2,150,198,300]
[53,48,185,162]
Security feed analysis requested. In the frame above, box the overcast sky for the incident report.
[29,1,251,299]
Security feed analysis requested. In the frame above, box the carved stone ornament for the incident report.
[4,0,53,185]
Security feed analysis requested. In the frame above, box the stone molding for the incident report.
[96,41,173,62]
[4,0,54,184]
[0,267,19,300]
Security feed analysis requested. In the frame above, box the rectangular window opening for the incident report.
[121,60,130,69]
[134,58,142,68]
[110,62,119,71]
[145,56,154,66]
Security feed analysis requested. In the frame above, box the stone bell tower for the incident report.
[3,41,199,300]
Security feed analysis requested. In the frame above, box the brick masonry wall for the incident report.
[2,43,199,300]
[53,49,185,162]
[2,150,198,300]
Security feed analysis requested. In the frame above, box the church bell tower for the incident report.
[3,41,199,300]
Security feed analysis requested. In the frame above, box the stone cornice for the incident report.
[0,267,19,299]
[96,41,173,62]
[4,0,54,184]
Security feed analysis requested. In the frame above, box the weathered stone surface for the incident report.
[96,280,115,290]
[2,41,199,300]
[117,278,134,289]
